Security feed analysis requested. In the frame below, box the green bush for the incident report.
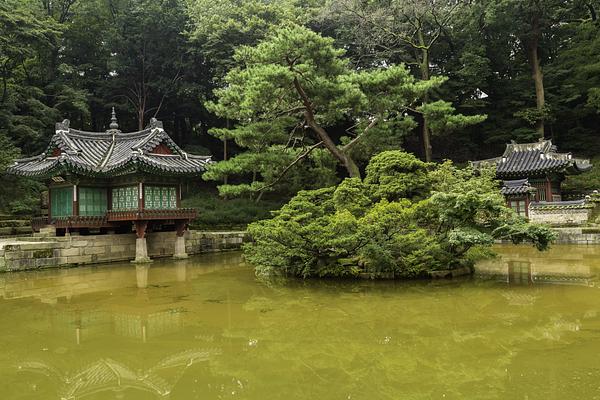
[0,175,44,216]
[244,151,555,279]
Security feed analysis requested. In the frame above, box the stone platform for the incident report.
[0,231,249,272]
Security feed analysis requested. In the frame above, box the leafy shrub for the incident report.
[244,151,555,279]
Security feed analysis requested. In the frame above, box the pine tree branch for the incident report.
[255,141,324,195]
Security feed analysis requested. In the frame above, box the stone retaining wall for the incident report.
[0,231,249,272]
[552,227,600,244]
[529,207,592,225]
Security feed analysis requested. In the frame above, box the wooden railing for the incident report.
[107,208,197,222]
[52,215,110,229]
[31,216,50,232]
[30,208,197,231]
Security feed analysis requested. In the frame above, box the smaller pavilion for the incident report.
[7,110,211,262]
[472,139,592,217]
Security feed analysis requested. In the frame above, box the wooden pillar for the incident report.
[48,187,53,220]
[133,220,152,263]
[546,177,553,202]
[107,187,113,211]
[138,182,144,210]
[135,220,149,239]
[177,184,182,208]
[73,184,79,216]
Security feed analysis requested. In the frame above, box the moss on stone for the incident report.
[33,249,54,259]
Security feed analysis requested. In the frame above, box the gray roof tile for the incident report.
[501,179,535,196]
[7,119,211,178]
[472,140,592,178]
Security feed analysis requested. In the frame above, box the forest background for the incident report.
[1,0,599,227]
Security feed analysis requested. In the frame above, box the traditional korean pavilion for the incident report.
[472,139,592,217]
[7,111,211,262]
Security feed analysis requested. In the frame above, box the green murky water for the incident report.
[1,245,600,400]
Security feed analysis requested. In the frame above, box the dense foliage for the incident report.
[182,189,284,230]
[245,151,555,278]
[0,0,597,214]
[205,24,483,196]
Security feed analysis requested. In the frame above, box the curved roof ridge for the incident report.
[67,128,112,137]
[98,132,118,169]
[131,128,162,150]
[117,128,154,137]
[57,131,81,152]
[187,154,212,160]
[13,154,45,163]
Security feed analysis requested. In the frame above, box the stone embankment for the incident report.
[552,227,600,244]
[0,231,249,272]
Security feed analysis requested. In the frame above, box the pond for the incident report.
[1,245,600,399]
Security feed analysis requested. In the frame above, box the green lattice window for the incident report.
[144,186,177,209]
[79,187,107,216]
[51,187,73,217]
[112,186,139,210]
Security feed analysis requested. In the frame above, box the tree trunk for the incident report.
[223,119,229,185]
[418,32,433,162]
[526,19,545,138]
[307,117,360,178]
[292,77,360,178]
[138,108,144,131]
[422,117,432,163]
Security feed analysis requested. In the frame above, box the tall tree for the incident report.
[107,0,191,130]
[206,24,450,196]
[0,1,62,152]
[185,0,314,79]
[326,0,475,161]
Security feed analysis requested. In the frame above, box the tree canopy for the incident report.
[0,0,598,212]
[205,23,482,196]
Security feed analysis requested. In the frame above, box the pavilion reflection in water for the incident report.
[18,348,220,399]
[476,245,598,287]
[0,254,245,399]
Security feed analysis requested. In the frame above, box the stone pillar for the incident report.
[133,220,152,263]
[173,236,188,259]
[173,220,188,259]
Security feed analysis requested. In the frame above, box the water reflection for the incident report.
[0,253,244,400]
[1,248,600,399]
[476,244,597,286]
[18,348,220,399]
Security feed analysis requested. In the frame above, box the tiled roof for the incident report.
[529,199,594,210]
[472,140,592,178]
[7,118,211,178]
[500,179,535,196]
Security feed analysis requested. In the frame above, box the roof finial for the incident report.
[110,107,119,130]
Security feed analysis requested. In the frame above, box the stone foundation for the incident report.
[0,231,250,272]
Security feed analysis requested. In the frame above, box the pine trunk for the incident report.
[527,19,545,138]
[419,32,433,162]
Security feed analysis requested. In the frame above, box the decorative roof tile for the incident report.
[500,179,535,196]
[472,140,592,178]
[8,118,211,178]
